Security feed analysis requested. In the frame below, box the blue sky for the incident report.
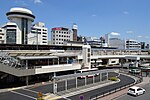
[0,0,150,43]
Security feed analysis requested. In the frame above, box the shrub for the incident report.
[109,77,119,81]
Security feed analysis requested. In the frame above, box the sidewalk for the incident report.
[99,77,150,100]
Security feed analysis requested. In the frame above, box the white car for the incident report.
[128,86,145,96]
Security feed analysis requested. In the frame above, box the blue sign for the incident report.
[79,95,84,100]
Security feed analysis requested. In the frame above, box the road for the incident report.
[67,74,135,100]
[116,83,150,100]
[0,72,133,100]
[0,72,113,100]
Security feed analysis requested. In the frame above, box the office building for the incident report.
[109,38,125,49]
[125,39,141,50]
[51,27,73,45]
[0,27,5,44]
[28,22,48,45]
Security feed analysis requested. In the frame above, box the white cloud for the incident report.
[34,0,42,4]
[123,11,129,15]
[126,31,134,34]
[110,32,120,36]
[92,14,97,17]
[145,36,150,39]
[138,35,143,38]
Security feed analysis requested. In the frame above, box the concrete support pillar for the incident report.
[85,77,87,86]
[26,76,28,86]
[106,72,108,80]
[67,57,68,64]
[58,58,59,65]
[65,80,67,91]
[26,60,28,69]
[100,73,102,81]
[53,59,54,65]
[93,75,95,84]
[48,59,49,65]
[76,77,78,88]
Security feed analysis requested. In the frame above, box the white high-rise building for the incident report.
[0,27,5,44]
[125,39,141,50]
[28,22,48,45]
[5,7,35,44]
[51,27,73,45]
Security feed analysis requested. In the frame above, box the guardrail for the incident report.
[89,71,143,100]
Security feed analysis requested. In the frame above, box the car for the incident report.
[127,86,145,96]
[129,69,141,74]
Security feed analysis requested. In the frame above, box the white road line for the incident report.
[22,88,39,94]
[11,91,37,100]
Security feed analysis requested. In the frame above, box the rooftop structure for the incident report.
[5,7,35,44]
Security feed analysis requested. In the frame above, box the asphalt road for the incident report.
[116,83,150,100]
[68,74,135,100]
[0,72,111,100]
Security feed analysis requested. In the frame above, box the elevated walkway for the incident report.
[0,63,81,77]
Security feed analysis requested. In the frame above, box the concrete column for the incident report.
[93,75,95,84]
[53,72,56,77]
[48,59,49,65]
[106,72,108,80]
[26,76,28,86]
[58,58,59,65]
[85,77,87,86]
[65,80,67,91]
[100,73,102,81]
[26,60,28,69]
[76,77,78,88]
[67,57,68,64]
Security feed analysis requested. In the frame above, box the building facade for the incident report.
[0,27,5,44]
[72,24,78,41]
[51,27,73,45]
[125,39,141,50]
[5,7,35,44]
[109,38,125,49]
[28,22,48,45]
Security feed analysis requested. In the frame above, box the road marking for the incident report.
[11,91,37,100]
[22,88,39,94]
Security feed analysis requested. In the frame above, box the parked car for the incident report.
[128,86,145,96]
[129,69,141,74]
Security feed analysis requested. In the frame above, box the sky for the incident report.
[0,0,150,43]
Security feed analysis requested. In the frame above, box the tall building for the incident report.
[125,39,141,50]
[2,22,17,44]
[28,22,48,45]
[109,38,125,49]
[140,42,145,49]
[0,27,5,44]
[51,27,73,45]
[72,23,78,41]
[5,7,35,44]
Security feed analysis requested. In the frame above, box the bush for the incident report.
[109,77,119,81]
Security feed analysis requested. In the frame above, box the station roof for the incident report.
[17,56,58,60]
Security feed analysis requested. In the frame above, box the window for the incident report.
[88,48,90,52]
